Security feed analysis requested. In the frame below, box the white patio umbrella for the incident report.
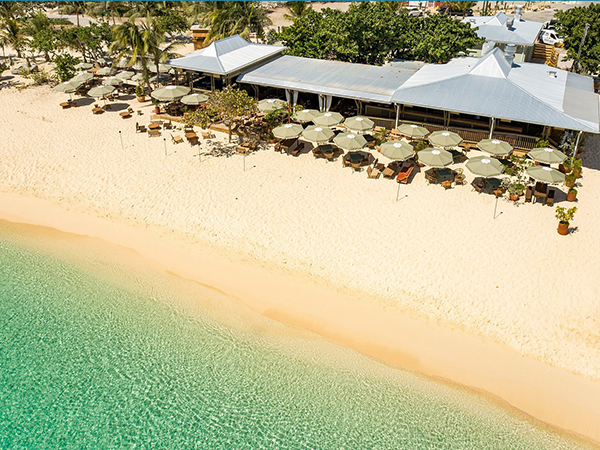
[131,73,145,83]
[526,166,566,184]
[102,76,123,86]
[88,85,115,97]
[54,81,79,94]
[116,70,135,80]
[397,123,429,139]
[70,72,93,83]
[148,63,170,73]
[151,85,190,102]
[476,138,513,157]
[293,109,318,123]
[428,130,463,148]
[313,111,344,127]
[465,156,504,178]
[96,66,114,76]
[333,133,367,151]
[258,98,286,112]
[527,147,567,165]
[273,123,304,140]
[417,148,453,168]
[344,116,375,132]
[302,125,334,143]
[74,62,93,70]
[181,93,209,106]
[379,141,414,161]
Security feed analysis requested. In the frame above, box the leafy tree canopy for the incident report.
[277,3,482,65]
[53,53,79,81]
[555,4,600,74]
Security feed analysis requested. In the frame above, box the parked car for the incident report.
[404,6,424,17]
[437,5,473,17]
[539,29,563,46]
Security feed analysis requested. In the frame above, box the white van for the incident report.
[540,30,564,46]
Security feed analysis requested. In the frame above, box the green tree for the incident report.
[155,9,188,37]
[555,4,600,74]
[59,22,112,62]
[206,1,272,42]
[284,2,312,21]
[26,11,57,61]
[110,17,152,89]
[189,86,257,142]
[0,1,23,21]
[57,1,86,27]
[53,53,79,81]
[0,18,27,58]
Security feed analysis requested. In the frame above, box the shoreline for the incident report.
[1,191,599,446]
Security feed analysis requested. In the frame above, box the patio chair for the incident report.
[425,169,437,185]
[136,122,146,133]
[171,133,183,144]
[471,177,485,193]
[367,165,381,179]
[453,168,466,185]
[148,129,161,138]
[533,181,548,203]
[545,189,555,206]
[127,107,134,114]
[201,131,215,139]
[137,110,143,116]
[382,164,397,179]
[290,143,303,157]
[525,185,533,203]
[164,121,173,130]
[321,144,335,161]
[441,180,452,190]
[396,162,415,184]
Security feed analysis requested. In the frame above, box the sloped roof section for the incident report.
[391,49,599,133]
[463,12,544,46]
[237,55,423,104]
[166,35,284,76]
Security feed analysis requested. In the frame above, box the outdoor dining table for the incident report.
[60,102,71,109]
[92,107,103,114]
[435,168,454,183]
[119,111,131,118]
[348,153,363,164]
[149,123,161,130]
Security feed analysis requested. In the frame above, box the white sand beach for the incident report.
[1,85,599,443]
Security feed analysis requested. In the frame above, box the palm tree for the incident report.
[442,1,477,18]
[0,17,27,58]
[0,1,23,21]
[284,2,312,21]
[57,1,86,27]
[206,2,272,43]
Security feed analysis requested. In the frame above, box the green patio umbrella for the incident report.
[54,81,79,94]
[380,141,414,161]
[527,147,567,164]
[344,116,375,132]
[302,125,334,143]
[397,123,429,139]
[476,139,513,157]
[417,148,453,168]
[258,98,286,112]
[102,76,123,86]
[115,57,130,68]
[131,73,146,83]
[333,132,367,151]
[313,111,344,127]
[116,70,135,80]
[151,85,190,102]
[293,109,318,123]
[526,166,566,184]
[273,123,304,140]
[71,72,93,83]
[88,85,115,97]
[465,156,504,178]
[181,93,209,106]
[96,66,114,76]
[149,73,172,84]
[148,63,170,73]
[75,62,93,70]
[428,130,463,148]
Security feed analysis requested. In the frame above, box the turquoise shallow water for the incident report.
[0,229,596,450]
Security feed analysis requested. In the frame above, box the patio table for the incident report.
[435,168,454,183]
[149,123,161,130]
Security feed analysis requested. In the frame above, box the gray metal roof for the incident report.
[391,49,599,133]
[237,55,423,104]
[463,13,544,46]
[166,35,284,76]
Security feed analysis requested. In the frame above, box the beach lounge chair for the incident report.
[382,164,397,179]
[171,133,183,144]
[472,177,485,193]
[367,165,381,179]
[148,129,161,138]
[137,110,143,116]
[136,122,147,133]
[545,189,555,206]
[201,131,215,140]
[396,162,415,184]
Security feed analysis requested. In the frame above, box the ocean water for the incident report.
[0,228,596,450]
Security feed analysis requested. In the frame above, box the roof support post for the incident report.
[489,117,495,139]
[572,130,583,159]
[210,75,215,92]
[395,104,399,130]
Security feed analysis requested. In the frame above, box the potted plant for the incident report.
[567,188,577,202]
[558,158,572,174]
[415,140,428,166]
[152,99,160,114]
[507,182,525,201]
[555,206,577,236]
[572,158,582,178]
[565,172,576,188]
[135,85,145,102]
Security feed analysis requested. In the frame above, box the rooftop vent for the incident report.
[547,70,557,78]
[506,17,514,29]
[514,6,523,21]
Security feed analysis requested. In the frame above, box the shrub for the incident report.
[53,53,79,82]
[555,206,577,225]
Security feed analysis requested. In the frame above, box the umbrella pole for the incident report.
[493,195,499,219]
[243,154,246,171]
[119,130,123,149]
[164,138,167,157]
[396,182,401,201]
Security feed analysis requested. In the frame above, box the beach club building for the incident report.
[461,9,545,62]
[167,35,600,150]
